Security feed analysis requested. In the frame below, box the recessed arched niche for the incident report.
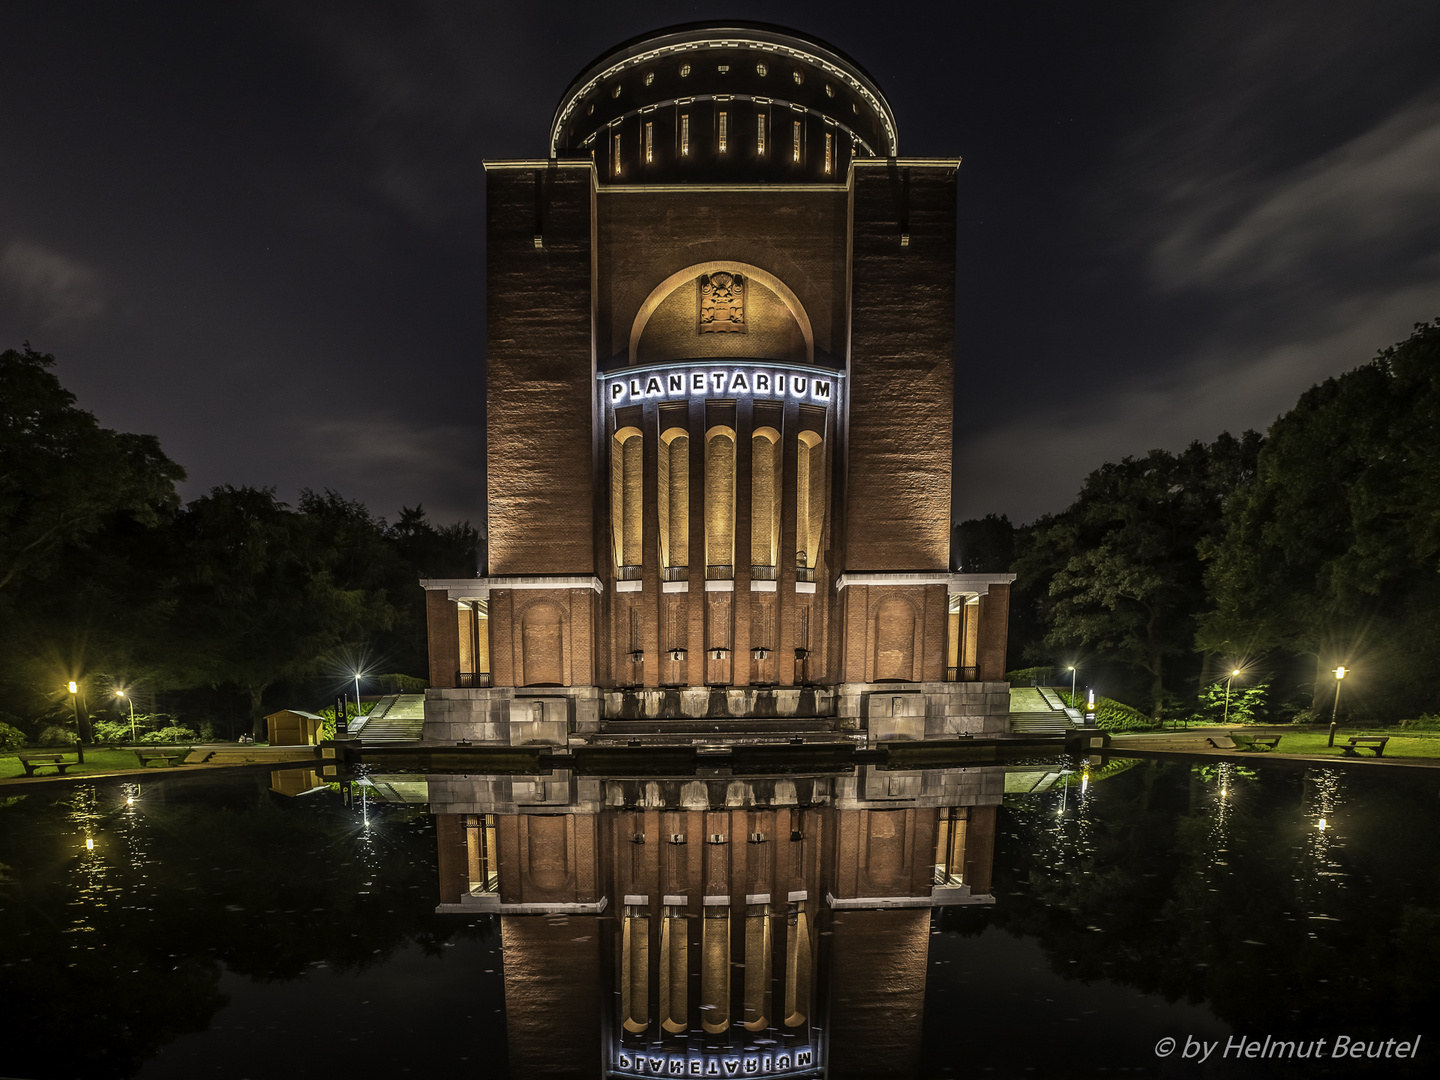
[630,262,814,366]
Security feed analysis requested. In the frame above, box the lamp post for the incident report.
[353,671,363,729]
[68,681,85,764]
[1068,665,1078,707]
[1223,669,1241,725]
[116,689,136,742]
[1327,665,1348,746]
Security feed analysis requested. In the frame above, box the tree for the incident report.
[1199,320,1440,719]
[1017,433,1262,717]
[0,345,184,595]
[162,486,400,736]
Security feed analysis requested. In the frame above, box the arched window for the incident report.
[705,426,736,577]
[751,427,780,576]
[611,427,644,572]
[796,431,825,579]
[658,427,689,574]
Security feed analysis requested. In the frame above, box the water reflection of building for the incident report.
[422,766,999,1079]
[418,23,1016,750]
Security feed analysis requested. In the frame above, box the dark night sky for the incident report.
[4,1,1439,528]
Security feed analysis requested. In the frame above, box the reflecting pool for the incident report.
[1,756,1436,1078]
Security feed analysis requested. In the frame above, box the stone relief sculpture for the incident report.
[698,271,746,333]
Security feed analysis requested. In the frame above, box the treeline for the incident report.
[958,319,1440,724]
[0,345,482,741]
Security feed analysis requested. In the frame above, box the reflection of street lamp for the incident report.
[116,689,136,741]
[1223,668,1241,724]
[68,681,85,764]
[1327,665,1348,746]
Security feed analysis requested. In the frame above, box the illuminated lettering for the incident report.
[814,381,830,399]
[630,379,642,396]
[669,374,684,392]
[762,1055,773,1072]
[723,1060,741,1077]
[670,1056,686,1074]
[744,1057,759,1075]
[755,373,770,392]
[692,372,706,392]
[613,383,625,401]
[730,371,748,392]
[607,369,836,407]
[792,378,807,397]
[711,371,726,392]
[650,1056,664,1073]
[706,1060,722,1076]
[776,1055,790,1069]
[689,1059,702,1075]
[646,376,662,395]
[777,376,787,393]
[619,1052,633,1069]
[795,1050,812,1067]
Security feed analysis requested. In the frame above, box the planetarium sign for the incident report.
[604,363,839,406]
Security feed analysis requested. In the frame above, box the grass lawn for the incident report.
[1247,727,1440,761]
[0,747,195,781]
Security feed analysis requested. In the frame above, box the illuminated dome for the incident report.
[550,23,898,184]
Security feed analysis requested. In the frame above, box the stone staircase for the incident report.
[1009,686,1075,736]
[348,693,426,744]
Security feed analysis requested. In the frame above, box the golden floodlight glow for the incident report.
[1334,666,1348,680]
[68,681,78,694]
[86,838,94,850]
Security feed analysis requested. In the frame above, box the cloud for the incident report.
[1149,95,1440,293]
[956,274,1440,525]
[300,415,485,525]
[0,239,107,330]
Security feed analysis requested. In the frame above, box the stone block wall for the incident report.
[424,685,604,746]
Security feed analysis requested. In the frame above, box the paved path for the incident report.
[1107,727,1440,770]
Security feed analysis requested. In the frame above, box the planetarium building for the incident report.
[421,22,1015,747]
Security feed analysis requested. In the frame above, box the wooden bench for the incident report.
[1230,732,1281,752]
[1341,736,1389,758]
[134,749,182,768]
[1206,735,1237,749]
[17,753,76,776]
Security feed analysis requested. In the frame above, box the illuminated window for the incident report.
[612,84,622,98]
[659,427,689,571]
[717,64,729,74]
[756,62,767,76]
[645,122,654,164]
[680,63,691,77]
[796,431,824,576]
[825,84,835,98]
[792,70,803,85]
[680,113,690,156]
[756,114,766,156]
[824,131,833,175]
[934,807,968,886]
[792,121,802,163]
[613,132,622,176]
[718,111,728,154]
[751,428,781,573]
[705,426,736,575]
[612,427,644,567]
[644,71,654,87]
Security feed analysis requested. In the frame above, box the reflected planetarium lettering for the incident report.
[614,1048,815,1077]
[607,367,834,405]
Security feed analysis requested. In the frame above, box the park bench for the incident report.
[1206,735,1237,749]
[17,753,76,776]
[134,749,183,768]
[1341,736,1389,758]
[1230,732,1281,752]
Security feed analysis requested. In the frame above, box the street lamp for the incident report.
[1327,665,1348,746]
[116,689,136,742]
[1223,668,1241,725]
[1068,665,1078,706]
[68,681,85,764]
